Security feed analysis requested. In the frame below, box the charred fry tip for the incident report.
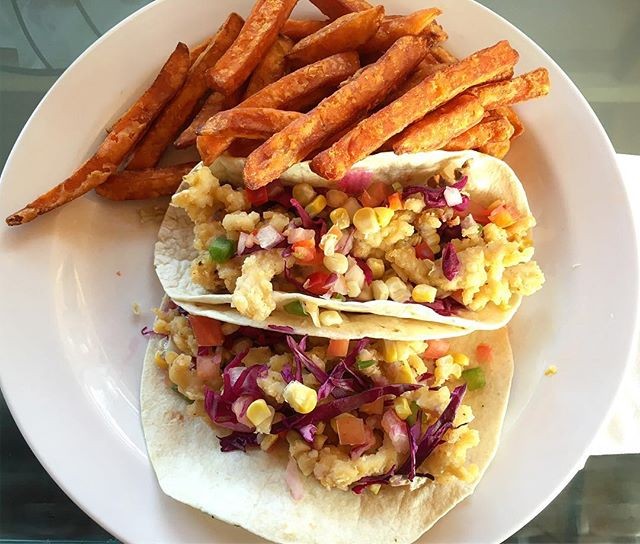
[6,208,36,226]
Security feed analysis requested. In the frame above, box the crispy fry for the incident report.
[430,44,458,64]
[309,0,372,19]
[208,0,298,96]
[444,115,514,150]
[494,105,524,138]
[200,108,303,139]
[422,21,448,43]
[311,40,519,180]
[469,68,550,109]
[384,60,446,104]
[285,86,334,112]
[243,35,428,188]
[6,43,190,226]
[281,19,329,40]
[245,35,293,97]
[392,94,485,154]
[360,8,441,54]
[197,52,360,164]
[190,36,213,64]
[477,139,511,159]
[287,6,383,67]
[228,139,265,157]
[174,92,226,149]
[127,14,243,169]
[95,162,197,201]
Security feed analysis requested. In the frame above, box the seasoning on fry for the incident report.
[281,18,329,40]
[360,8,441,54]
[245,35,293,97]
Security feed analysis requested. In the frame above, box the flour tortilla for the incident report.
[141,327,513,544]
[155,151,532,330]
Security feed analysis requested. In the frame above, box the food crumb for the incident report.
[544,365,557,376]
[116,271,122,277]
[571,263,581,269]
[132,302,141,315]
[138,205,166,224]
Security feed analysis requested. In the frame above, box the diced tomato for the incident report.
[245,187,268,206]
[292,239,316,262]
[360,397,384,415]
[304,271,332,295]
[476,343,494,364]
[414,242,434,260]
[335,414,368,445]
[422,339,450,359]
[188,315,224,346]
[489,204,518,228]
[359,181,390,207]
[388,192,403,210]
[327,339,349,357]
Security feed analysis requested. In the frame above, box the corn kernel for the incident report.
[369,483,382,495]
[394,361,415,384]
[346,280,363,298]
[393,397,412,420]
[343,197,362,219]
[305,194,327,217]
[452,353,470,367]
[319,310,343,327]
[385,276,411,302]
[357,283,373,301]
[412,283,437,303]
[374,207,394,228]
[371,280,389,300]
[259,434,278,451]
[366,257,385,279]
[326,189,348,208]
[323,253,349,274]
[382,340,398,362]
[352,207,380,235]
[408,353,427,374]
[329,207,351,229]
[283,381,318,414]
[246,399,275,431]
[395,341,413,361]
[292,183,316,206]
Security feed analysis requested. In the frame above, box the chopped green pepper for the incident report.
[406,400,420,425]
[284,300,307,316]
[208,236,236,263]
[461,367,486,391]
[356,359,376,370]
[331,293,346,301]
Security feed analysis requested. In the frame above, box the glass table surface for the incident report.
[1,1,639,542]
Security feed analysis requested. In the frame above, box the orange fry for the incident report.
[127,14,243,169]
[287,6,383,67]
[208,0,297,96]
[430,45,458,64]
[174,92,226,149]
[309,0,372,19]
[444,115,514,150]
[392,94,485,154]
[243,35,428,189]
[190,36,213,65]
[6,43,190,226]
[245,35,293,97]
[477,139,511,159]
[311,40,519,180]
[281,19,329,40]
[384,59,446,104]
[228,139,265,157]
[469,68,550,109]
[95,162,197,201]
[285,86,334,112]
[360,8,441,54]
[197,52,360,164]
[422,21,448,43]
[494,105,524,138]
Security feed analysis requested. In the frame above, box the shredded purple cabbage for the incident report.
[437,223,463,245]
[351,466,396,494]
[287,336,329,384]
[218,431,259,452]
[338,169,373,195]
[141,326,164,337]
[355,258,373,285]
[283,266,305,291]
[403,176,468,210]
[290,198,328,242]
[267,182,293,208]
[204,388,252,432]
[299,424,317,443]
[418,297,464,317]
[269,325,296,333]
[281,365,294,384]
[441,242,460,281]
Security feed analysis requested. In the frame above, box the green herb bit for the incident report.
[461,367,486,391]
[356,359,376,370]
[284,300,307,316]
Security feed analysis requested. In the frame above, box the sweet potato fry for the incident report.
[208,0,298,96]
[285,86,334,112]
[127,14,243,169]
[430,45,458,64]
[200,108,303,139]
[311,40,519,180]
[95,162,197,201]
[174,92,226,149]
[360,8,441,54]
[422,21,448,43]
[383,60,446,104]
[494,105,524,138]
[309,0,372,19]
[469,68,550,109]
[196,52,360,164]
[243,35,428,188]
[444,115,514,150]
[287,6,383,67]
[228,139,265,157]
[245,35,293,97]
[190,36,213,65]
[477,139,511,159]
[282,19,329,40]
[6,43,190,226]
[392,94,485,154]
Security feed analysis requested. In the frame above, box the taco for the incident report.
[155,150,544,331]
[141,299,513,544]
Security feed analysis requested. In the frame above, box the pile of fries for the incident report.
[6,0,549,226]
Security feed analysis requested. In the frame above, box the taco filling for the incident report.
[170,158,544,323]
[152,301,491,495]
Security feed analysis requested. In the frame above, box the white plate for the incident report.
[0,0,638,542]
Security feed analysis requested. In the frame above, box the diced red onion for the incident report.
[382,409,410,454]
[335,228,354,255]
[256,225,285,249]
[338,169,373,195]
[441,242,460,281]
[443,186,463,207]
[287,227,316,244]
[285,458,304,501]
